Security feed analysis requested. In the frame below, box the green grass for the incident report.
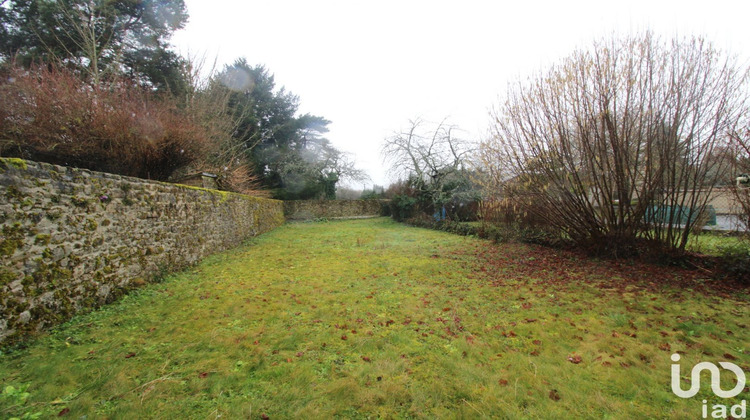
[686,232,745,256]
[1,218,748,419]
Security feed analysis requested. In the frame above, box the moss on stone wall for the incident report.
[0,157,28,171]
[0,223,25,257]
[0,158,284,345]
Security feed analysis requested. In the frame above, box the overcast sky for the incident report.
[171,0,750,188]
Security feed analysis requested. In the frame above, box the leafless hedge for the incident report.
[479,33,748,255]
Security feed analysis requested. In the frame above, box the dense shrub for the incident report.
[404,215,566,248]
[390,195,418,222]
[444,200,480,222]
[378,200,392,217]
[476,194,570,246]
[405,217,478,236]
[717,242,750,285]
[0,65,213,181]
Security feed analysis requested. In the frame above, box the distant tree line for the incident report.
[0,0,365,199]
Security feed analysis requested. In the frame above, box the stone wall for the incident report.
[0,158,284,344]
[284,199,389,220]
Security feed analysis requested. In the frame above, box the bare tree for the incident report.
[49,0,118,84]
[479,32,749,255]
[382,118,474,211]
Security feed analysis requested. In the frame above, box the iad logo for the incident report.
[671,353,747,419]
[671,353,746,398]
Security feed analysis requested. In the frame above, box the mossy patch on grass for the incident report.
[0,218,746,418]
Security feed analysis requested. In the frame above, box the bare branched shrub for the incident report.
[0,64,212,180]
[178,55,266,196]
[216,163,267,197]
[480,33,749,255]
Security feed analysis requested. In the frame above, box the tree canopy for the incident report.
[1,0,189,92]
[216,59,367,199]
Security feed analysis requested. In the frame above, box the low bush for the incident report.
[475,222,562,247]
[476,196,571,247]
[405,216,479,237]
[378,200,392,217]
[0,65,213,181]
[389,195,417,222]
[717,242,750,285]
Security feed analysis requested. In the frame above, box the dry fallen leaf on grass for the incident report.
[568,355,583,364]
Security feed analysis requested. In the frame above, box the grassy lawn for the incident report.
[1,218,748,419]
[687,232,745,256]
